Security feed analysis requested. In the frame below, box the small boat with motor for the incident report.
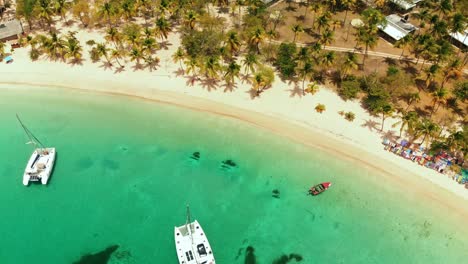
[309,182,332,196]
[174,205,215,264]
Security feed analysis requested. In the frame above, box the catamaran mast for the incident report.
[186,204,194,244]
[16,114,46,152]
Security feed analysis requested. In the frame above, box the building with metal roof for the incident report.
[0,19,23,42]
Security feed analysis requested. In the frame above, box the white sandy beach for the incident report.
[1,27,467,209]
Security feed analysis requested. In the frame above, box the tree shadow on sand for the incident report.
[114,66,126,74]
[173,68,185,77]
[223,82,238,92]
[98,61,113,71]
[159,40,172,50]
[382,130,399,142]
[72,245,119,264]
[287,83,304,98]
[200,78,219,91]
[361,119,380,132]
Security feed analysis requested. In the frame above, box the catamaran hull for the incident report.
[23,148,56,186]
[174,220,215,264]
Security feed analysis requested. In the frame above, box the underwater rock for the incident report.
[289,253,303,261]
[114,250,132,260]
[273,254,289,264]
[272,189,280,198]
[223,159,237,167]
[102,159,119,171]
[190,151,201,160]
[244,246,256,264]
[221,159,238,170]
[73,244,119,264]
[272,253,303,264]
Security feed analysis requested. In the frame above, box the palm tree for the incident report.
[0,41,6,59]
[63,35,82,63]
[291,24,304,43]
[440,58,462,88]
[452,81,468,104]
[306,81,319,95]
[361,8,387,33]
[141,37,158,55]
[37,0,53,31]
[172,47,186,71]
[321,51,335,68]
[309,2,322,26]
[446,129,465,152]
[249,27,264,54]
[105,27,123,49]
[296,47,310,65]
[224,61,241,85]
[437,0,453,19]
[53,0,69,22]
[155,17,171,40]
[204,56,221,79]
[448,12,465,46]
[226,31,241,55]
[355,28,378,69]
[123,23,142,47]
[46,32,66,60]
[96,43,112,65]
[392,110,419,138]
[315,11,331,34]
[431,21,449,39]
[121,0,135,21]
[184,10,197,30]
[144,55,160,71]
[341,0,356,25]
[129,47,144,66]
[377,103,394,131]
[99,1,116,28]
[298,61,314,95]
[251,66,275,97]
[184,57,199,75]
[415,118,440,146]
[430,87,448,117]
[331,19,342,31]
[111,49,125,68]
[424,64,440,88]
[310,42,322,57]
[340,52,359,80]
[319,29,334,46]
[404,92,420,111]
[242,52,258,76]
[394,34,412,59]
[235,0,245,26]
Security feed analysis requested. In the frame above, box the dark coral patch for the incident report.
[72,245,119,264]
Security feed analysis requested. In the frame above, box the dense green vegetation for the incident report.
[10,0,468,164]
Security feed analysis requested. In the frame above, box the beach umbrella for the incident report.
[5,56,13,64]
[400,139,408,147]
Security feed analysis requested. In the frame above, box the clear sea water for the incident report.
[0,86,467,264]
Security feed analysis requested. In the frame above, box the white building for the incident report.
[450,30,468,48]
[378,14,417,41]
[388,0,423,11]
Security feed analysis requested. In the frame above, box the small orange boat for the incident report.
[308,182,332,196]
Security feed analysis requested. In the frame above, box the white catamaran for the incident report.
[17,114,56,186]
[174,206,215,264]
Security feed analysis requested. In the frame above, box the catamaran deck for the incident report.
[175,220,215,264]
[23,148,56,185]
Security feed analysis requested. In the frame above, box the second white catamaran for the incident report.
[174,205,215,264]
[17,114,56,186]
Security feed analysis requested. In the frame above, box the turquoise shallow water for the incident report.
[0,86,467,264]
